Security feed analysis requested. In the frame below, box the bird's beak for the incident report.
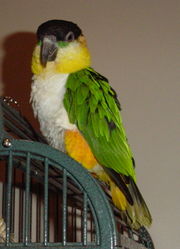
[40,35,58,67]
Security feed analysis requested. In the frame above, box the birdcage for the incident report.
[0,96,155,249]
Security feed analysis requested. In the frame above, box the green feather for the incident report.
[76,85,89,105]
[66,76,81,91]
[77,103,88,130]
[89,95,98,113]
[64,67,136,180]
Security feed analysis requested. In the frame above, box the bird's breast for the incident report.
[31,73,77,150]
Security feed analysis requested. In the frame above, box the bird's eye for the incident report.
[65,31,75,42]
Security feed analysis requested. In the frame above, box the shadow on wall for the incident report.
[2,32,39,129]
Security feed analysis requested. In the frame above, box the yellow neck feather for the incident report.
[31,36,91,75]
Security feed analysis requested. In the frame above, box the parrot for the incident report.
[30,20,152,229]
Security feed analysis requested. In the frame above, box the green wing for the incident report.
[64,67,136,181]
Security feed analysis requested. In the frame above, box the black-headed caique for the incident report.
[30,20,152,229]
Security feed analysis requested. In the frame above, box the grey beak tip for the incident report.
[40,36,58,67]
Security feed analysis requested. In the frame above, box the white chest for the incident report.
[31,73,77,150]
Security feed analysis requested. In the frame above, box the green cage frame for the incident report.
[0,97,155,249]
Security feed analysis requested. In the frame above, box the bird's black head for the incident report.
[37,19,82,42]
[36,20,83,67]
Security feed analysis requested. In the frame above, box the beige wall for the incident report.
[0,0,179,248]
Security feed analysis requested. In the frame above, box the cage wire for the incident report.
[0,97,155,249]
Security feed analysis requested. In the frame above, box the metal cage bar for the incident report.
[44,158,49,246]
[5,151,13,246]
[82,192,88,246]
[62,169,67,246]
[23,152,31,245]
